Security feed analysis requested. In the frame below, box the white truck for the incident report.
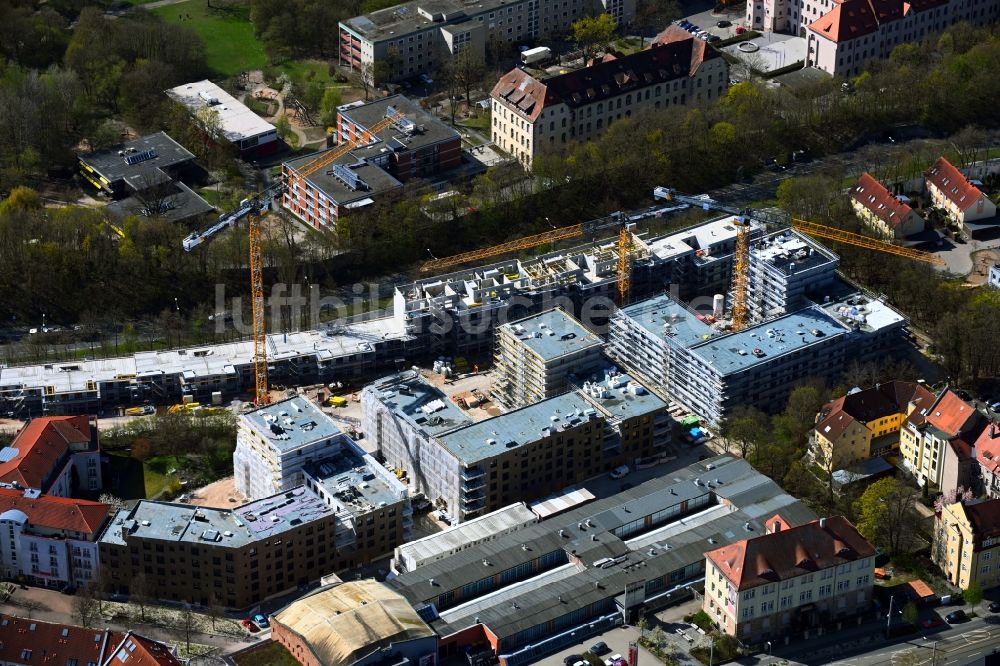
[521,46,552,66]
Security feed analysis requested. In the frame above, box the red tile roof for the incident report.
[492,33,717,122]
[106,632,185,665]
[925,157,986,212]
[924,389,980,437]
[706,516,876,590]
[809,0,880,43]
[851,173,916,228]
[816,381,934,442]
[0,614,124,665]
[0,487,110,535]
[0,416,92,489]
[975,423,1000,476]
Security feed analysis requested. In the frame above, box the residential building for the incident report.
[389,455,817,665]
[339,0,635,83]
[608,290,906,426]
[925,156,998,225]
[0,487,109,588]
[704,516,876,640]
[0,416,102,496]
[932,499,1000,591]
[99,475,408,609]
[0,617,183,666]
[812,381,936,470]
[988,262,1000,289]
[491,28,727,167]
[271,580,438,666]
[234,395,359,500]
[796,0,1000,78]
[282,96,462,227]
[745,229,840,323]
[899,388,986,490]
[165,80,278,155]
[492,308,604,409]
[849,173,925,240]
[365,367,668,523]
[975,423,1000,499]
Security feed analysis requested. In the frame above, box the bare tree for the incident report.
[73,585,102,628]
[130,572,152,623]
[130,169,177,218]
[171,605,200,652]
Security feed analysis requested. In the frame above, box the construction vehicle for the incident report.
[652,186,946,330]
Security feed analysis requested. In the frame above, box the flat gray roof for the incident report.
[690,306,848,375]
[371,373,473,437]
[397,503,537,566]
[619,294,717,349]
[78,132,194,185]
[241,396,344,453]
[502,308,602,362]
[755,229,838,276]
[105,182,215,223]
[437,392,596,465]
[99,486,334,549]
[306,448,407,512]
[342,96,459,149]
[342,0,503,43]
[582,370,667,421]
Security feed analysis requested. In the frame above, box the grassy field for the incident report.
[151,0,266,77]
[231,641,299,666]
[144,454,181,498]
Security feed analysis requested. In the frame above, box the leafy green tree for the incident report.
[274,114,293,142]
[964,580,983,608]
[571,13,617,63]
[320,87,342,127]
[902,600,918,627]
[721,405,768,458]
[853,477,918,555]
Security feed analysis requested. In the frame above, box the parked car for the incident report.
[708,35,722,42]
[716,19,732,27]
[590,641,610,655]
[253,613,270,629]
[989,601,1000,613]
[241,618,260,633]
[564,656,583,666]
[920,617,945,629]
[609,465,630,480]
[945,610,967,624]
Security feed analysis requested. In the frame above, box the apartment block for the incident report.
[850,173,925,240]
[0,487,109,589]
[933,499,1000,591]
[365,368,668,523]
[704,516,876,640]
[977,423,1000,499]
[491,27,726,167]
[99,470,408,609]
[0,416,102,496]
[745,230,839,323]
[282,96,462,227]
[492,308,604,409]
[812,381,936,470]
[339,0,635,83]
[389,456,816,665]
[0,618,182,666]
[925,156,998,225]
[235,396,357,500]
[899,388,986,490]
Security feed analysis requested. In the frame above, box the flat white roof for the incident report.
[396,503,537,567]
[165,80,275,143]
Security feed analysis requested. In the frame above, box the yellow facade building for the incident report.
[933,499,1000,591]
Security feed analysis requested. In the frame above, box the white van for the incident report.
[609,465,630,480]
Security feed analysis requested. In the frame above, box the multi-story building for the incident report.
[491,27,727,167]
[899,388,986,490]
[932,499,1000,591]
[745,230,839,323]
[492,308,604,409]
[925,156,998,226]
[812,381,936,470]
[365,367,668,523]
[609,290,906,425]
[165,80,278,156]
[0,416,102,496]
[99,474,408,609]
[389,455,817,665]
[750,0,1000,78]
[0,487,109,588]
[339,0,636,82]
[850,173,925,240]
[282,96,462,227]
[234,396,357,500]
[975,423,1000,499]
[272,580,439,666]
[0,617,183,666]
[704,516,876,640]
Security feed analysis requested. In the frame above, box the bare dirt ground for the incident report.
[967,248,998,285]
[188,476,246,508]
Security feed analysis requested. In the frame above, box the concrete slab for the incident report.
[724,33,807,73]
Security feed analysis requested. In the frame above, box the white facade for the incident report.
[0,510,100,588]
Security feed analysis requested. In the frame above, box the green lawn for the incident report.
[143,455,181,498]
[275,59,338,87]
[231,641,299,666]
[151,0,266,77]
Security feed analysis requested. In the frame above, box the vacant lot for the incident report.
[151,0,267,77]
[231,641,298,666]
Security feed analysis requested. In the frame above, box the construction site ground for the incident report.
[186,476,246,508]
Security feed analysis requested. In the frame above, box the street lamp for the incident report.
[923,637,938,666]
[766,641,772,661]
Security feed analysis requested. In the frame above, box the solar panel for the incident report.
[124,149,158,165]
[0,447,18,463]
[415,603,439,622]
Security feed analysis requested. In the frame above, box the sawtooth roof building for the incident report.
[388,455,815,666]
